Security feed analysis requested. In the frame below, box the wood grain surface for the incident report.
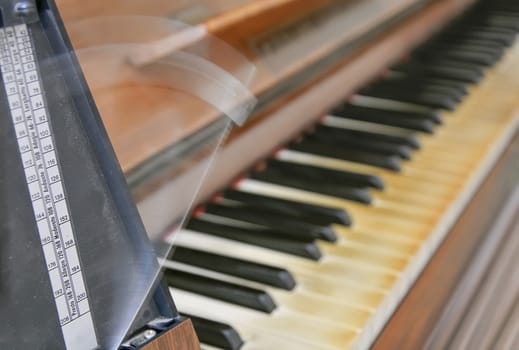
[142,319,200,350]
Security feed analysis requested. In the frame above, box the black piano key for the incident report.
[171,246,297,290]
[451,17,519,32]
[204,202,338,242]
[266,158,384,190]
[415,55,487,72]
[485,12,519,22]
[301,132,413,160]
[358,86,459,110]
[414,47,499,67]
[362,82,463,107]
[416,78,473,93]
[186,218,322,260]
[332,104,439,133]
[431,37,508,52]
[367,72,468,94]
[249,167,374,204]
[445,25,516,42]
[455,13,519,32]
[223,189,352,226]
[393,61,483,84]
[165,269,277,313]
[421,40,506,57]
[472,4,519,14]
[359,84,459,110]
[490,0,519,7]
[375,77,468,100]
[466,23,517,36]
[419,40,504,63]
[182,314,244,350]
[251,167,373,204]
[312,124,420,150]
[289,140,402,171]
[439,30,516,47]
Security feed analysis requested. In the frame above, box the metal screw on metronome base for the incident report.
[144,330,157,339]
[14,1,36,17]
[120,328,159,349]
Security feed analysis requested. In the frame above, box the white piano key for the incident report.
[167,258,374,326]
[173,230,396,295]
[172,288,357,349]
[236,179,432,235]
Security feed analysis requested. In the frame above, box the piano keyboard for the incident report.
[162,1,519,349]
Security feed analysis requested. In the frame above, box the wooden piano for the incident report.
[55,0,519,348]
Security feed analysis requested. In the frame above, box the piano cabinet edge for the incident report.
[142,318,200,350]
[372,132,519,350]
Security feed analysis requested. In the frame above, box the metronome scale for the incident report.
[0,1,199,348]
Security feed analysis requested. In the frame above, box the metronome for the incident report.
[0,1,198,348]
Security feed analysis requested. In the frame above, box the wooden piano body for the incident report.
[55,0,519,348]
